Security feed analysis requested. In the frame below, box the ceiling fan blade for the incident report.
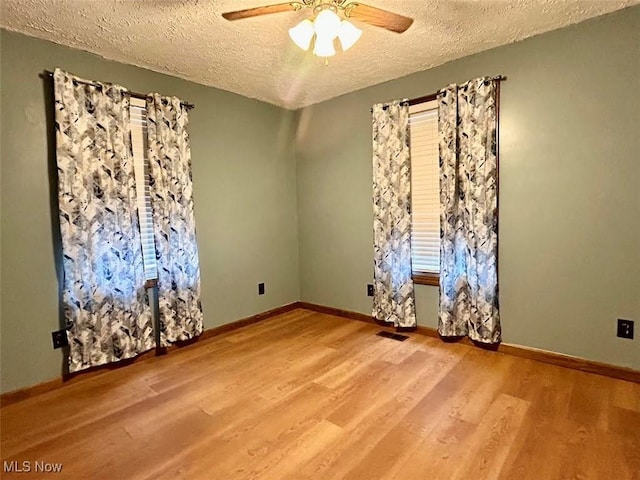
[222,3,299,21]
[347,3,414,33]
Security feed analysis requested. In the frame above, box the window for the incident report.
[409,100,440,286]
[129,98,157,283]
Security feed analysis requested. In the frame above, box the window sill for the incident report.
[412,272,439,286]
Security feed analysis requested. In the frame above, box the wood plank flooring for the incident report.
[1,308,639,479]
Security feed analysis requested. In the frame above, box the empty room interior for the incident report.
[1,0,639,478]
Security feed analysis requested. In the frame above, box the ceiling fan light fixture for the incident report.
[289,19,315,51]
[313,8,341,40]
[338,19,362,51]
[313,33,336,57]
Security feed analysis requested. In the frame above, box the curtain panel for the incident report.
[438,77,501,343]
[53,69,154,372]
[371,100,417,329]
[146,94,204,346]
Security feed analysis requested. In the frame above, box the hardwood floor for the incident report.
[1,308,639,479]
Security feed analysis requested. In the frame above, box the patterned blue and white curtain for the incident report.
[371,100,417,329]
[146,94,204,346]
[54,69,154,372]
[438,77,501,343]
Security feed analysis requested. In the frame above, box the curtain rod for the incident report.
[408,75,507,105]
[41,70,195,110]
[372,75,507,112]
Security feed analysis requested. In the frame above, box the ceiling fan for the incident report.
[222,1,413,59]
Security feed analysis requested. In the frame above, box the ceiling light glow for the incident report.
[289,7,361,59]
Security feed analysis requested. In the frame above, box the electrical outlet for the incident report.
[258,283,265,295]
[617,319,634,339]
[367,284,374,297]
[51,329,68,349]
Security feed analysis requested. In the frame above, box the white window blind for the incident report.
[409,100,440,274]
[130,98,157,281]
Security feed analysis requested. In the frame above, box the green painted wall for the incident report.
[296,7,640,369]
[0,30,300,393]
[2,7,639,393]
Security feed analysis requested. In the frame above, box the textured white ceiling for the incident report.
[1,0,637,109]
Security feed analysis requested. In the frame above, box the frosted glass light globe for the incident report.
[338,20,362,51]
[313,9,341,40]
[313,34,336,57]
[289,19,314,51]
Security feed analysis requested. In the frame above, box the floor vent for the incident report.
[377,331,409,342]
